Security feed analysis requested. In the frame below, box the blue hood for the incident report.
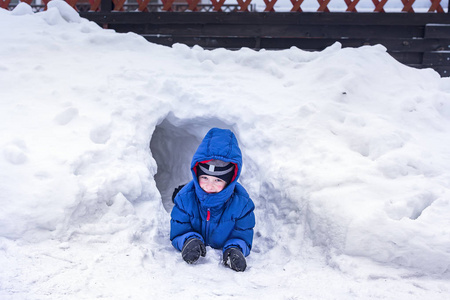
[191,128,242,208]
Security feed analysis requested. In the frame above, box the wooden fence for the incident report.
[3,0,450,76]
[2,0,448,12]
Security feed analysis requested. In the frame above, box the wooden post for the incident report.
[101,0,111,12]
[100,0,111,29]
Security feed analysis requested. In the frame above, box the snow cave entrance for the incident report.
[150,115,234,212]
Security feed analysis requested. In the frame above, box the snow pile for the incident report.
[1,2,449,299]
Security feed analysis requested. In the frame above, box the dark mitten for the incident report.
[223,247,247,272]
[181,238,206,264]
[172,184,186,203]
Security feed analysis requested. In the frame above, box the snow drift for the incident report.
[1,1,450,299]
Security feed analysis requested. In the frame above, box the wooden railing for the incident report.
[4,0,450,76]
[1,0,448,13]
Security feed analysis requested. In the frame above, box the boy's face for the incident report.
[199,175,227,193]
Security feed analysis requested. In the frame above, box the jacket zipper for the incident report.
[205,209,211,246]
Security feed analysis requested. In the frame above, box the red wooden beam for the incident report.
[0,0,11,9]
[41,0,51,10]
[263,0,277,12]
[372,0,388,12]
[161,0,175,11]
[66,0,79,10]
[186,0,201,11]
[211,0,226,11]
[89,0,101,11]
[4,0,450,14]
[135,0,149,12]
[290,0,304,12]
[345,0,359,12]
[237,0,252,11]
[317,0,330,12]
[401,0,415,12]
[428,0,444,12]
[112,0,126,11]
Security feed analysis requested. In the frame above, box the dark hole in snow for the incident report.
[150,114,233,212]
[150,115,282,254]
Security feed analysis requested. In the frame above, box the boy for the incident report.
[170,128,255,272]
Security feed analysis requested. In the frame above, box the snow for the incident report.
[1,1,450,299]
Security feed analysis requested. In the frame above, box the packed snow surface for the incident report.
[1,1,450,299]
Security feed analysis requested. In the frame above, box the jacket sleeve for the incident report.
[170,195,204,252]
[223,198,255,257]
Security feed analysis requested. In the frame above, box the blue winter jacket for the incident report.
[170,128,255,256]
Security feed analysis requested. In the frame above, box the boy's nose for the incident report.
[207,182,218,191]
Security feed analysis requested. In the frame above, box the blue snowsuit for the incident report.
[170,128,255,256]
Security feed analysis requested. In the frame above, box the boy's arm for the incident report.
[223,199,255,257]
[170,201,204,251]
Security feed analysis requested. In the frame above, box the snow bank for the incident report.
[1,2,450,299]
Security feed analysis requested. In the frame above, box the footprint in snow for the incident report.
[3,140,28,165]
[89,124,112,144]
[53,107,79,126]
